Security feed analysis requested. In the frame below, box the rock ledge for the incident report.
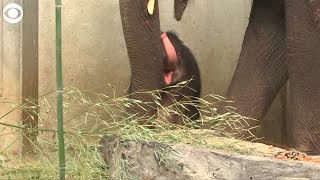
[100,131,320,180]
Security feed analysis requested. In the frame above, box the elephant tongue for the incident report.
[161,32,177,64]
[164,71,173,85]
[161,32,177,86]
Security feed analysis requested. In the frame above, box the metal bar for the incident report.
[55,0,65,179]
[21,0,39,156]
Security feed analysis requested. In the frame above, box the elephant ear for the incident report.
[174,0,189,21]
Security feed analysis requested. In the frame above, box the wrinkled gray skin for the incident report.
[174,0,320,155]
[119,0,165,118]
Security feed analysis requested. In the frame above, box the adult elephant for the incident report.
[120,0,320,154]
[175,0,320,155]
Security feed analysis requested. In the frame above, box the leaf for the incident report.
[147,0,155,15]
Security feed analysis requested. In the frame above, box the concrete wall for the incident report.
[0,0,285,154]
[160,0,252,95]
[0,0,287,154]
[39,0,253,96]
[0,1,2,95]
[38,1,286,144]
[0,0,23,155]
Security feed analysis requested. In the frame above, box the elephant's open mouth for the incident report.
[161,32,178,86]
[163,58,177,86]
[164,70,174,85]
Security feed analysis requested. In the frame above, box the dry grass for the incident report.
[0,82,257,179]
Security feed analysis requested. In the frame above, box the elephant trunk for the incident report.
[174,0,188,21]
[119,0,165,117]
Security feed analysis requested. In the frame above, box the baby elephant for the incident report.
[160,31,201,125]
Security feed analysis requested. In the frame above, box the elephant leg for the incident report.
[285,0,320,154]
[225,0,288,137]
[119,0,165,117]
